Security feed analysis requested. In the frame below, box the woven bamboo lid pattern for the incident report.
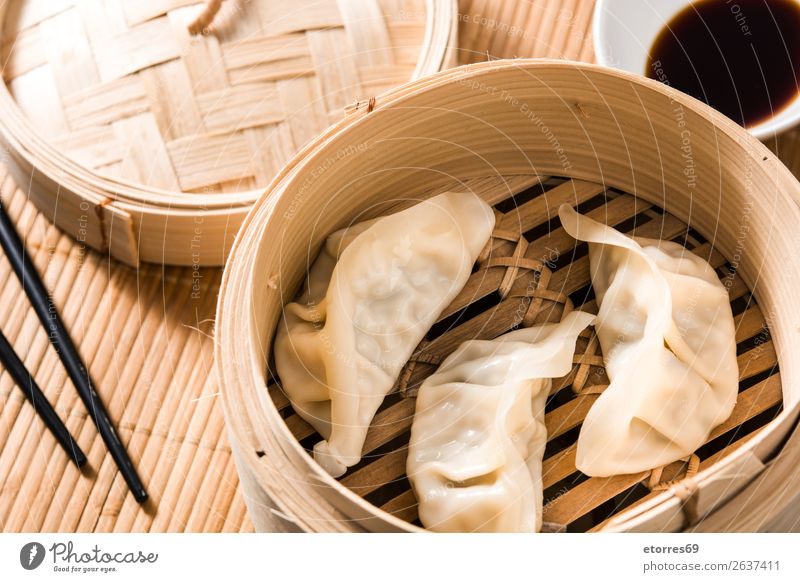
[0,0,456,265]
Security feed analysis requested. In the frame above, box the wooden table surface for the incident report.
[2,0,799,532]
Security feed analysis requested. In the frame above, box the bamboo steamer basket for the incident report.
[0,0,456,266]
[216,59,800,532]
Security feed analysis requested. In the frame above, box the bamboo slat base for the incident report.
[267,175,781,532]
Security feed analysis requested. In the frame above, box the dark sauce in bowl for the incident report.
[646,0,800,128]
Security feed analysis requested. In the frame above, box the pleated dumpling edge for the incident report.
[557,203,738,477]
[408,310,596,532]
[274,191,496,477]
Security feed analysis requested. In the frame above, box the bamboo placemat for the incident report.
[2,0,799,533]
[0,160,249,532]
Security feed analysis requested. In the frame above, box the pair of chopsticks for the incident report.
[0,200,147,503]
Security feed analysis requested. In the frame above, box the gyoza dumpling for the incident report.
[407,310,595,532]
[274,192,495,477]
[558,204,738,477]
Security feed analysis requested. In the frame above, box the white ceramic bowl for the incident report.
[593,0,800,140]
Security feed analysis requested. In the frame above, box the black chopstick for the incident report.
[0,328,86,467]
[0,200,148,503]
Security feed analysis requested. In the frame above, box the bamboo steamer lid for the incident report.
[216,59,800,532]
[0,0,456,265]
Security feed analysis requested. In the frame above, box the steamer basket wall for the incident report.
[216,60,800,532]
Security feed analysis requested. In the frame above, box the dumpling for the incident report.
[558,204,738,477]
[407,310,596,532]
[274,192,496,477]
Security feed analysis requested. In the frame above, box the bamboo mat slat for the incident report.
[0,161,252,532]
[2,0,799,533]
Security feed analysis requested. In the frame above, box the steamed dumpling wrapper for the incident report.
[558,204,738,477]
[274,192,496,477]
[408,310,596,532]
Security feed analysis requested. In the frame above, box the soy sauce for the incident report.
[647,0,800,128]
